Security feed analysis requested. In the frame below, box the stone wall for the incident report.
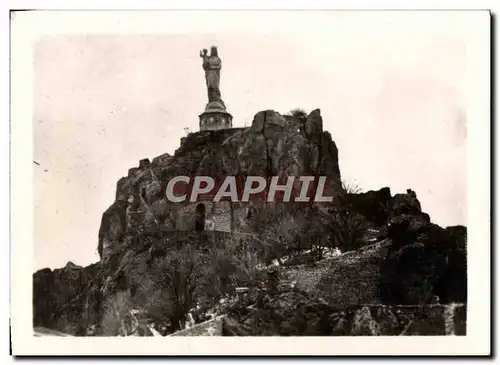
[222,302,466,336]
[338,303,467,336]
[115,158,163,203]
[211,201,232,232]
[175,200,233,232]
[172,200,262,234]
[284,241,391,305]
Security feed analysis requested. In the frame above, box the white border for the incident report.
[9,9,491,356]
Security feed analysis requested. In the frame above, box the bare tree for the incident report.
[151,246,203,331]
[230,238,265,286]
[342,179,363,194]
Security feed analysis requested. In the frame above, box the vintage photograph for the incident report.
[10,9,491,355]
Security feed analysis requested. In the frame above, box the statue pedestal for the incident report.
[199,101,233,131]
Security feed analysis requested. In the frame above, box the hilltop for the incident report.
[33,109,467,336]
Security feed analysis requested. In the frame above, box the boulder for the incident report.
[391,189,422,217]
[304,108,323,137]
[348,187,393,226]
[379,217,467,305]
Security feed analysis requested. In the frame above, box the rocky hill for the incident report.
[33,109,467,336]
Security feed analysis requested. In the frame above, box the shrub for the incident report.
[342,179,363,194]
[329,207,366,251]
[287,108,308,119]
[201,238,266,299]
[299,204,366,255]
[202,247,238,299]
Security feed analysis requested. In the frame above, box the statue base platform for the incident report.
[199,100,233,131]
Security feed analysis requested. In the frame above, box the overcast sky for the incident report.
[33,11,470,270]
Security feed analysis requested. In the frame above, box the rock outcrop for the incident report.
[97,109,342,260]
[221,290,466,336]
[347,187,430,228]
[379,216,467,305]
[33,108,467,337]
[33,262,101,335]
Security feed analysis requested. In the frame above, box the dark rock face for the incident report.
[439,225,467,303]
[348,187,393,226]
[97,199,128,259]
[33,262,101,335]
[347,187,430,228]
[446,225,467,250]
[221,290,466,336]
[379,216,467,305]
[391,189,423,217]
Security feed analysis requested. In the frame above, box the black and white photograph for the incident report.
[9,9,490,356]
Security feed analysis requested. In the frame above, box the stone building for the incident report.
[113,155,255,235]
[172,200,255,233]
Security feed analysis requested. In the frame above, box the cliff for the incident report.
[97,109,342,260]
[33,108,467,337]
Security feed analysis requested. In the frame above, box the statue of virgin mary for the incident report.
[200,46,223,103]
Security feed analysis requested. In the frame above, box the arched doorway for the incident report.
[195,204,206,232]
